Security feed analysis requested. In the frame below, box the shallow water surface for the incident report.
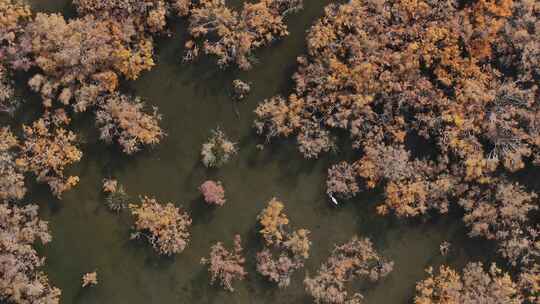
[22,1,490,303]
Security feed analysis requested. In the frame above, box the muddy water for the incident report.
[22,1,489,303]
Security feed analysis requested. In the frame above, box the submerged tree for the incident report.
[201,127,237,168]
[81,272,98,288]
[1,0,165,165]
[304,236,393,304]
[96,93,165,154]
[253,0,540,270]
[415,262,523,304]
[183,0,303,70]
[199,180,226,206]
[0,127,26,202]
[0,203,61,304]
[73,0,171,34]
[129,196,192,255]
[20,13,155,110]
[201,234,247,292]
[256,198,311,288]
[232,79,250,101]
[102,178,129,212]
[18,117,82,198]
[0,66,20,115]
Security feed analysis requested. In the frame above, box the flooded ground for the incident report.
[21,1,492,303]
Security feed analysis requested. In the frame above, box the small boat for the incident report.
[328,193,339,206]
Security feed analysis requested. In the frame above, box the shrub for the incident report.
[0,127,26,202]
[81,272,98,288]
[232,79,250,100]
[253,0,540,269]
[201,127,237,168]
[102,179,129,212]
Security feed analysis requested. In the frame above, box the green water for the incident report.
[19,1,492,303]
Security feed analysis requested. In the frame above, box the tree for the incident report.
[0,127,26,202]
[184,0,303,70]
[255,199,311,288]
[304,236,393,304]
[18,117,82,198]
[201,234,247,292]
[253,0,540,269]
[0,203,61,304]
[129,196,192,255]
[415,262,522,304]
[199,180,226,206]
[95,93,164,155]
[201,127,237,168]
[73,0,171,34]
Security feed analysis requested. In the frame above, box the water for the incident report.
[19,1,491,303]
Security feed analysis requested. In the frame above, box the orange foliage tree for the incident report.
[95,93,165,154]
[304,236,393,304]
[254,0,540,271]
[18,117,82,198]
[129,196,192,255]
[201,234,247,292]
[0,127,26,202]
[183,0,303,70]
[256,198,311,287]
[415,262,523,304]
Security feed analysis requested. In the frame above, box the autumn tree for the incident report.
[184,0,303,70]
[199,180,226,206]
[201,234,247,292]
[0,0,32,70]
[0,127,25,202]
[73,0,171,34]
[18,117,82,198]
[0,66,20,115]
[95,93,165,154]
[304,236,393,304]
[460,181,539,266]
[254,0,540,270]
[256,198,311,287]
[21,13,154,110]
[0,203,61,304]
[129,196,192,255]
[415,262,522,304]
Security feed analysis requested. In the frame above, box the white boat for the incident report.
[328,193,339,206]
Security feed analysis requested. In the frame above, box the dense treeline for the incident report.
[255,0,540,302]
[0,0,539,303]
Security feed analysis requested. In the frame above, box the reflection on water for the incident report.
[22,1,489,303]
